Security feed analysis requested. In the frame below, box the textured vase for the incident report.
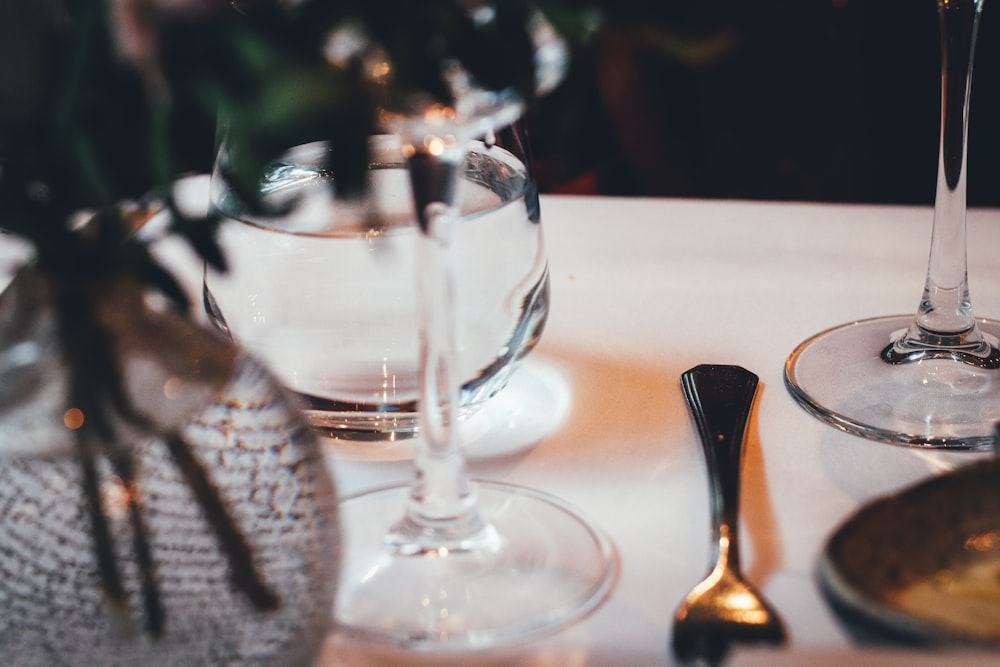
[0,266,338,666]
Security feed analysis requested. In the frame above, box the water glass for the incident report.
[204,124,549,438]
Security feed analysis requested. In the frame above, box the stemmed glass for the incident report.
[784,0,1000,448]
[332,94,617,649]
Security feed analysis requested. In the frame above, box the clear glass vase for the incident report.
[0,266,338,666]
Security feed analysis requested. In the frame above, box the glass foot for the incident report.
[333,481,618,651]
[785,315,1000,449]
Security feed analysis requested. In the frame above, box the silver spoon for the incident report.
[671,364,786,665]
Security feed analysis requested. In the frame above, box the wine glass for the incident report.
[332,95,618,649]
[784,0,999,448]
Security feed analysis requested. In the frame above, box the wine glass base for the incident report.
[333,481,618,652]
[785,314,1000,449]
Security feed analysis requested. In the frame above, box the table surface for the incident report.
[89,191,1000,665]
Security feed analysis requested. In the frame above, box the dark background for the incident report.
[528,0,1000,207]
[5,1,998,208]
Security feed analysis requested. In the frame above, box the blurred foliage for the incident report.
[0,0,756,299]
[0,0,598,303]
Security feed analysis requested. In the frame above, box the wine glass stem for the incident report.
[387,143,492,554]
[915,0,983,339]
[884,0,997,364]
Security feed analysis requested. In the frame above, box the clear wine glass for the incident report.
[332,95,618,649]
[785,0,1000,448]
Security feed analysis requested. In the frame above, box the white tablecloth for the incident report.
[308,195,1000,665]
[16,191,988,665]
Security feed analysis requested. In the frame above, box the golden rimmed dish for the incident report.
[819,459,1000,646]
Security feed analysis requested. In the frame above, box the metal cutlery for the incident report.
[671,364,786,665]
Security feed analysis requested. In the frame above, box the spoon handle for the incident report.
[681,364,759,569]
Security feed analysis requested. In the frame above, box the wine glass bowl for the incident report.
[784,0,999,449]
[205,124,549,439]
